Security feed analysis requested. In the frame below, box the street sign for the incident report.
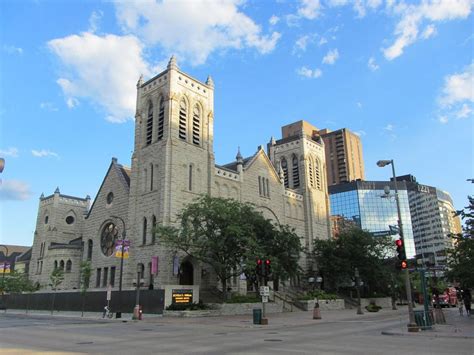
[262,296,268,303]
[372,230,391,237]
[259,286,270,296]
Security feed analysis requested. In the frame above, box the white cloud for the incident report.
[384,124,394,131]
[294,35,311,53]
[322,49,339,65]
[439,62,474,108]
[40,102,59,112]
[114,0,281,65]
[384,0,472,60]
[438,115,449,124]
[0,180,32,201]
[421,24,437,39]
[88,10,103,33]
[368,57,379,71]
[48,33,153,123]
[356,102,363,109]
[354,130,366,136]
[0,147,19,158]
[297,66,322,79]
[297,0,322,20]
[456,103,473,118]
[2,45,23,55]
[318,37,328,46]
[31,149,59,158]
[269,15,280,26]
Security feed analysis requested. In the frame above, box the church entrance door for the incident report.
[179,260,194,285]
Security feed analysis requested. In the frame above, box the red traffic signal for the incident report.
[395,239,403,248]
[401,260,408,269]
[257,259,262,265]
[265,259,271,265]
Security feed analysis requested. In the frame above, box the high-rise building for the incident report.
[329,180,416,258]
[397,175,461,267]
[281,121,365,186]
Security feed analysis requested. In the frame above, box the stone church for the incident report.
[29,57,331,293]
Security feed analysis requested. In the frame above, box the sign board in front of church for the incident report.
[172,289,193,305]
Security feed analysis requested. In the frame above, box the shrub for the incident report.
[225,294,261,304]
[299,290,338,301]
[365,302,382,312]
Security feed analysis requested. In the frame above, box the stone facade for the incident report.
[28,57,331,293]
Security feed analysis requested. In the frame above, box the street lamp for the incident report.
[133,264,142,320]
[376,159,418,332]
[354,267,363,315]
[111,215,127,319]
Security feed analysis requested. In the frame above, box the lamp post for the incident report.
[354,267,363,315]
[1,245,9,305]
[111,216,127,319]
[133,264,142,320]
[377,159,418,332]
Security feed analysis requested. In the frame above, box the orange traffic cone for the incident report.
[313,302,321,320]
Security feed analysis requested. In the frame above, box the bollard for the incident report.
[313,302,321,320]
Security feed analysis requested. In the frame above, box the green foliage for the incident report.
[365,303,382,312]
[446,196,474,288]
[157,195,302,300]
[49,267,64,291]
[166,301,211,311]
[299,290,338,301]
[79,261,92,295]
[310,227,394,295]
[224,294,261,303]
[0,272,36,293]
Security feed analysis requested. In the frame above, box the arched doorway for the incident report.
[179,260,194,285]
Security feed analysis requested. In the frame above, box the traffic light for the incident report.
[264,259,271,276]
[256,259,263,276]
[395,239,407,270]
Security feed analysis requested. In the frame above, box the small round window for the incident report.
[44,216,49,224]
[106,192,114,205]
[66,216,75,225]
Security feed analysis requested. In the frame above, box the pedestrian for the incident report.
[463,289,472,317]
[457,288,464,316]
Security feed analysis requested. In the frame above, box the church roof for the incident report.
[220,154,255,172]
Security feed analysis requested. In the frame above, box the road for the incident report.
[0,308,472,354]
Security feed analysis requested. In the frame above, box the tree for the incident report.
[0,271,36,294]
[79,261,92,316]
[49,267,64,315]
[157,195,302,300]
[446,196,474,288]
[310,227,394,296]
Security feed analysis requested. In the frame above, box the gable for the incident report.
[243,148,280,182]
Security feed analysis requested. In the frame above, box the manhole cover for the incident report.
[264,339,283,342]
[266,332,278,334]
[140,328,154,331]
[76,342,93,345]
[214,332,227,335]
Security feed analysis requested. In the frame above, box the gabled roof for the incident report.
[15,248,32,262]
[86,158,131,219]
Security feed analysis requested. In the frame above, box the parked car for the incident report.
[432,287,458,308]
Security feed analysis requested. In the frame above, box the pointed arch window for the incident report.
[150,163,154,191]
[59,260,65,271]
[152,215,157,244]
[157,96,165,140]
[281,157,289,188]
[292,155,300,188]
[258,176,262,195]
[179,99,187,140]
[66,260,72,273]
[315,159,322,190]
[87,239,93,260]
[192,104,201,145]
[188,164,193,191]
[308,157,315,188]
[266,178,270,197]
[54,260,58,270]
[142,217,147,245]
[146,101,153,145]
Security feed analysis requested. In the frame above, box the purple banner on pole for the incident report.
[151,256,159,275]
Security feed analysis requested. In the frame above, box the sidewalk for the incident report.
[381,306,474,339]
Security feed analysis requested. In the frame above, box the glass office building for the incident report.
[329,180,416,258]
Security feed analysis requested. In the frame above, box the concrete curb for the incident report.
[381,330,474,339]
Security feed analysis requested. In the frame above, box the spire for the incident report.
[54,187,60,194]
[279,161,285,182]
[206,75,214,88]
[40,193,44,200]
[137,74,144,88]
[236,146,243,163]
[111,157,118,164]
[167,55,178,70]
[270,136,276,146]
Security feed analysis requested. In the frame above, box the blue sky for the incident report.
[1,0,473,246]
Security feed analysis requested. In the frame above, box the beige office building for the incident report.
[281,121,365,186]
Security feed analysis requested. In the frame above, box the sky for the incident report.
[0,0,473,247]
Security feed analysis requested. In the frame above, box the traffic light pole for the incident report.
[391,162,418,332]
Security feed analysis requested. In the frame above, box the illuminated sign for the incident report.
[172,289,193,305]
